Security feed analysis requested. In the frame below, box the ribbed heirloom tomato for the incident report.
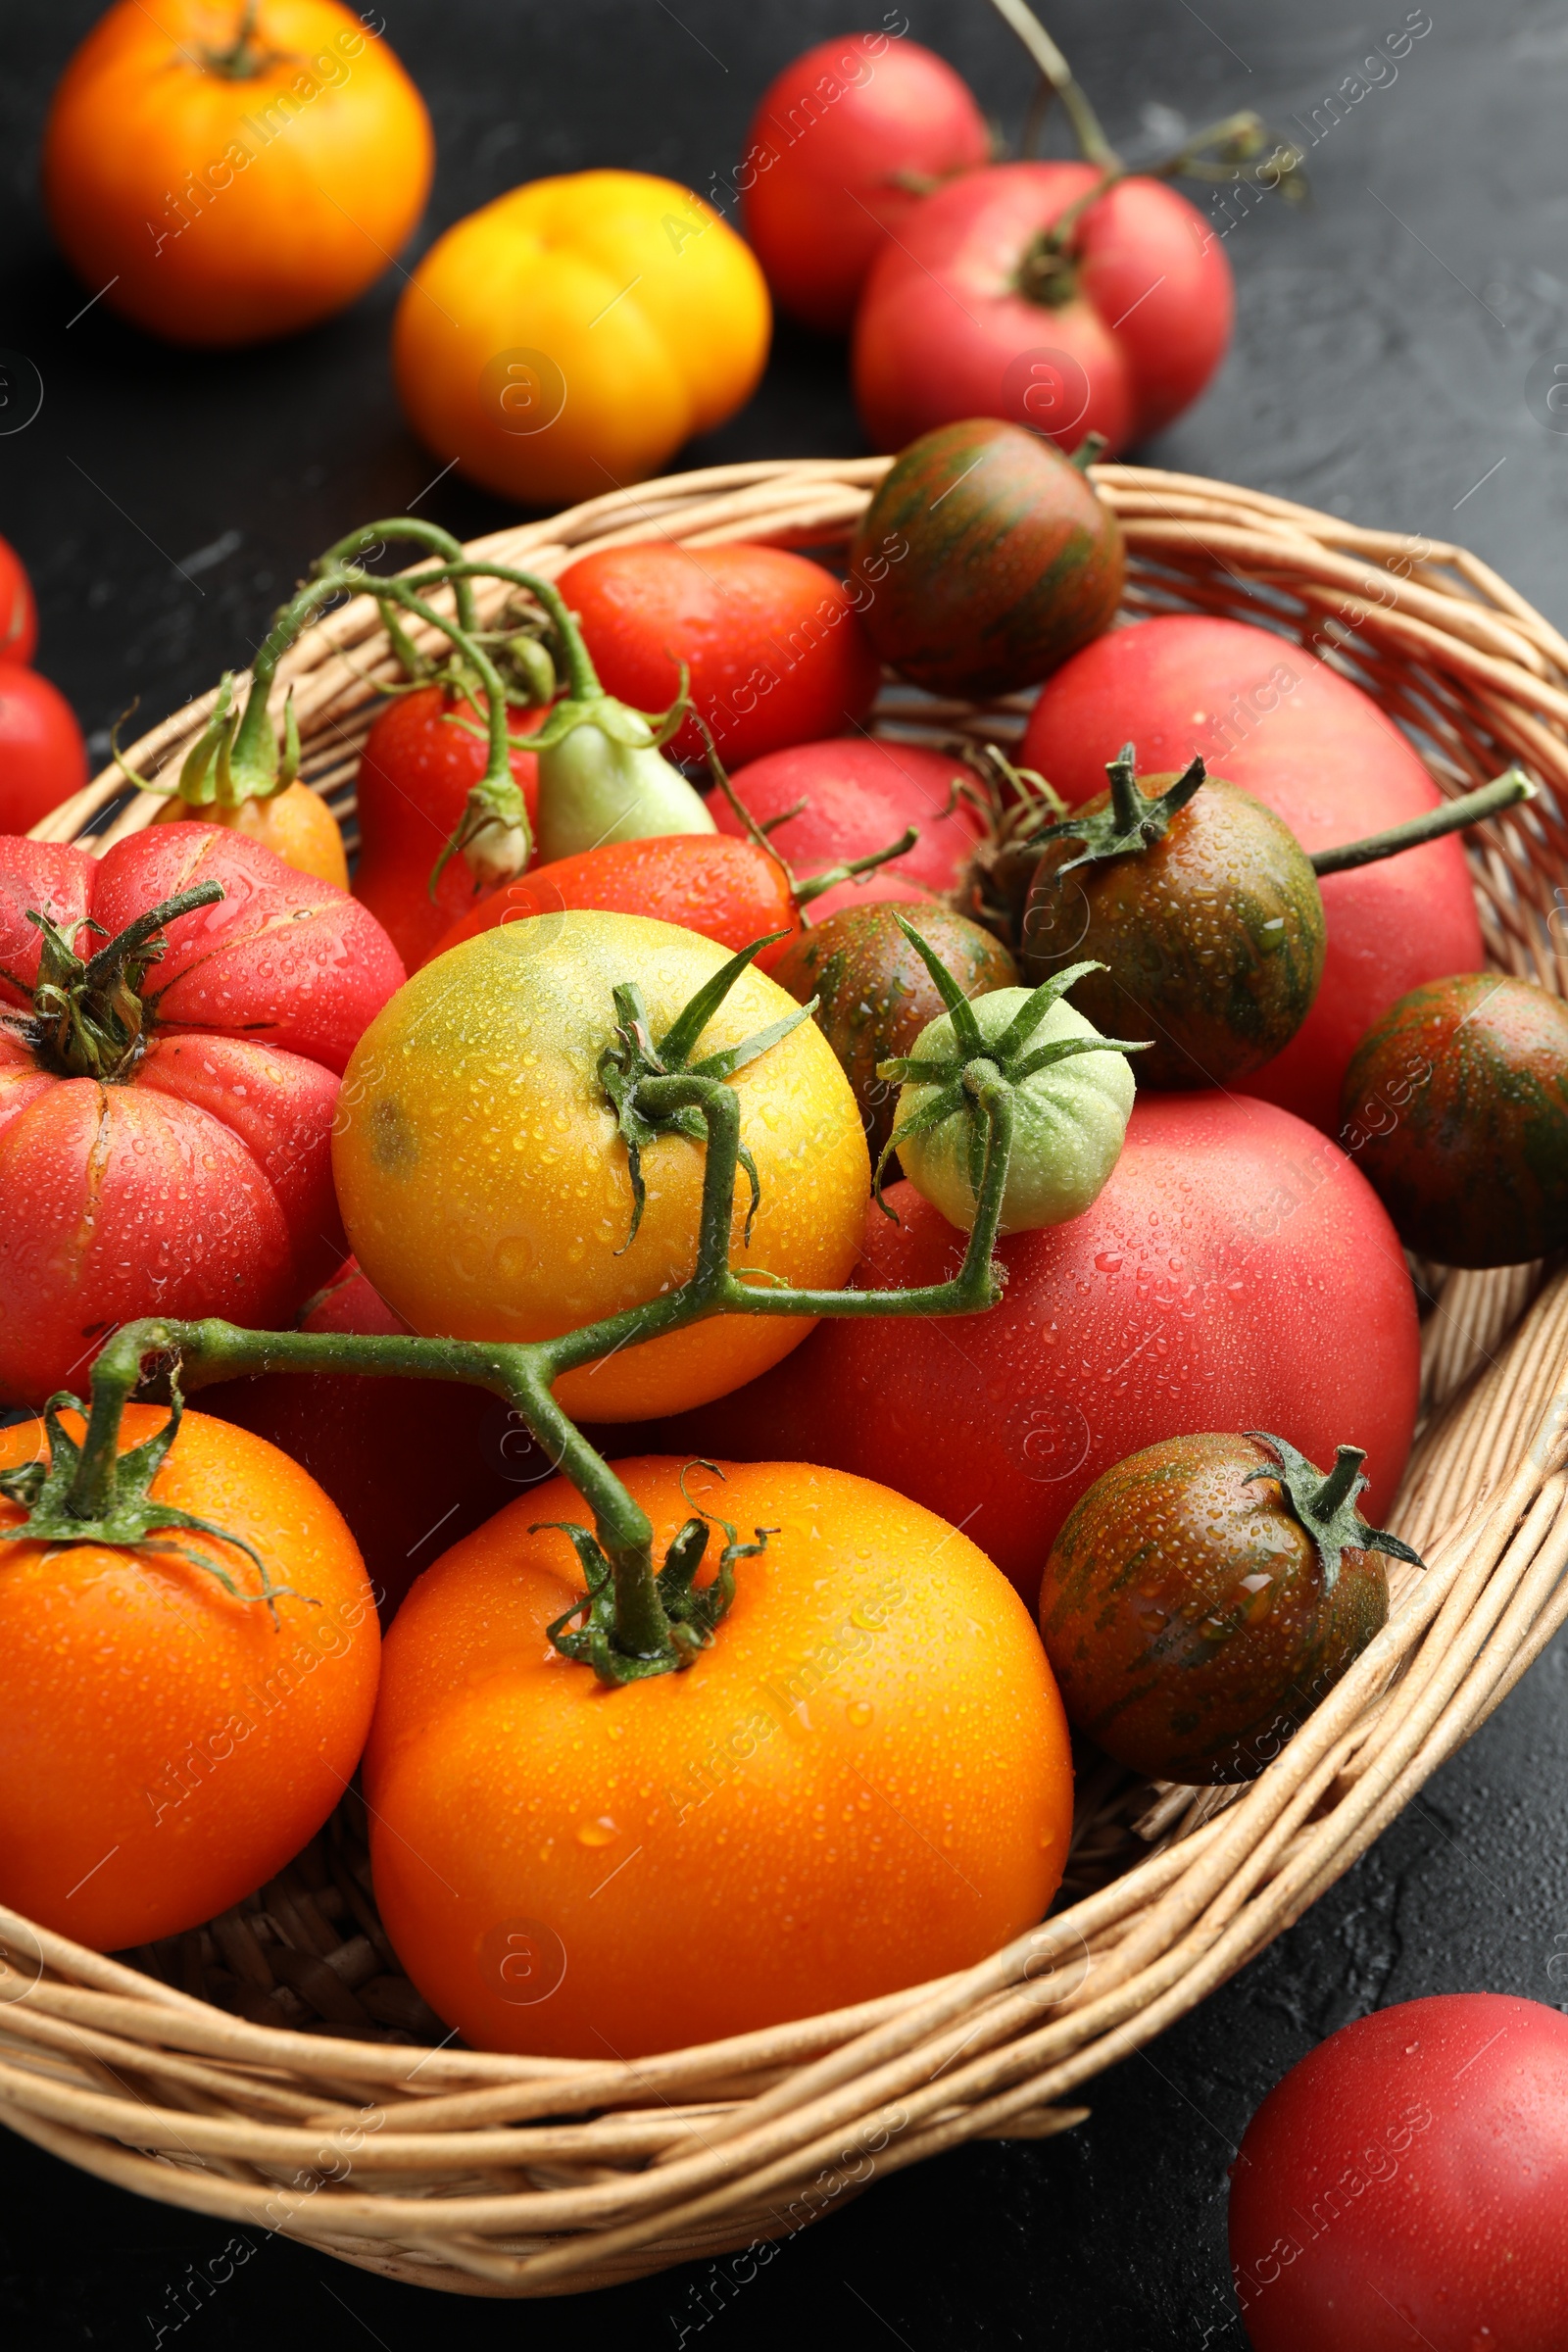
[0,826,403,1406]
[0,1405,378,1951]
[393,172,770,507]
[364,1458,1073,2058]
[332,911,869,1419]
[44,0,434,347]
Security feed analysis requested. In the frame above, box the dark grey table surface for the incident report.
[3,2,1566,2345]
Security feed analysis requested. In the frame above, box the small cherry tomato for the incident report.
[43,0,433,347]
[431,832,804,970]
[1341,973,1568,1266]
[556,542,880,770]
[741,35,991,333]
[713,736,986,918]
[332,911,869,1422]
[854,163,1232,457]
[393,171,770,508]
[0,661,87,834]
[352,685,543,972]
[0,1402,378,1950]
[151,776,347,890]
[364,1456,1073,2058]
[1230,1994,1568,2350]
[0,535,37,663]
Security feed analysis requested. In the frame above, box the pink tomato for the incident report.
[853,162,1232,457]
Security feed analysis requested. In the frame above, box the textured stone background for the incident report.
[2,3,1565,2345]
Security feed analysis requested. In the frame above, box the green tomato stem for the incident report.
[1308,767,1535,877]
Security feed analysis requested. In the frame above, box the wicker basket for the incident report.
[11,460,1568,2299]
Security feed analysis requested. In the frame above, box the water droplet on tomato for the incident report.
[848,1700,872,1728]
[575,1816,618,1847]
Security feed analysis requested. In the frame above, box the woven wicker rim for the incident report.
[11,458,1568,2299]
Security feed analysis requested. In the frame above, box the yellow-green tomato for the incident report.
[331,911,869,1421]
[896,988,1136,1235]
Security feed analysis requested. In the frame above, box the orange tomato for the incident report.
[151,777,348,889]
[43,1,433,348]
[392,171,771,507]
[0,1405,379,1950]
[364,1458,1073,2057]
[332,912,870,1420]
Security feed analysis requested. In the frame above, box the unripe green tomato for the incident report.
[895,988,1136,1236]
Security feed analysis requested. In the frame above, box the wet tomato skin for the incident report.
[1341,972,1568,1267]
[1230,1994,1568,2351]
[1038,1432,1388,1784]
[1023,776,1326,1089]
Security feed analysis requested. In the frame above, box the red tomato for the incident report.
[0,661,87,833]
[205,1259,574,1624]
[854,162,1232,457]
[740,36,990,333]
[1229,1994,1568,2349]
[1020,614,1486,1132]
[712,736,985,921]
[556,543,881,772]
[648,1092,1420,1607]
[352,685,543,972]
[0,826,403,1406]
[431,832,803,969]
[0,536,37,663]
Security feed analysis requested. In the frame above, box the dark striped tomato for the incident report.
[1341,972,1568,1266]
[848,417,1124,697]
[1022,773,1326,1088]
[1038,1431,1388,1784]
[430,832,802,969]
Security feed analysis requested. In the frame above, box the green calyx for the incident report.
[598,935,814,1251]
[0,1383,298,1625]
[22,879,224,1082]
[544,1466,775,1686]
[1032,742,1208,882]
[117,669,301,811]
[1243,1432,1424,1589]
[202,0,278,78]
[873,917,1147,1212]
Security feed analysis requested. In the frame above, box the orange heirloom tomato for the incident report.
[392,171,771,508]
[332,911,869,1420]
[364,1458,1073,2058]
[0,1406,379,1951]
[43,0,433,348]
[151,777,348,890]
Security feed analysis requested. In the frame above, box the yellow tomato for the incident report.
[332,911,868,1419]
[151,779,348,889]
[43,0,433,348]
[391,171,772,508]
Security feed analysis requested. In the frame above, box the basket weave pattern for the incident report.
[9,461,1568,2297]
